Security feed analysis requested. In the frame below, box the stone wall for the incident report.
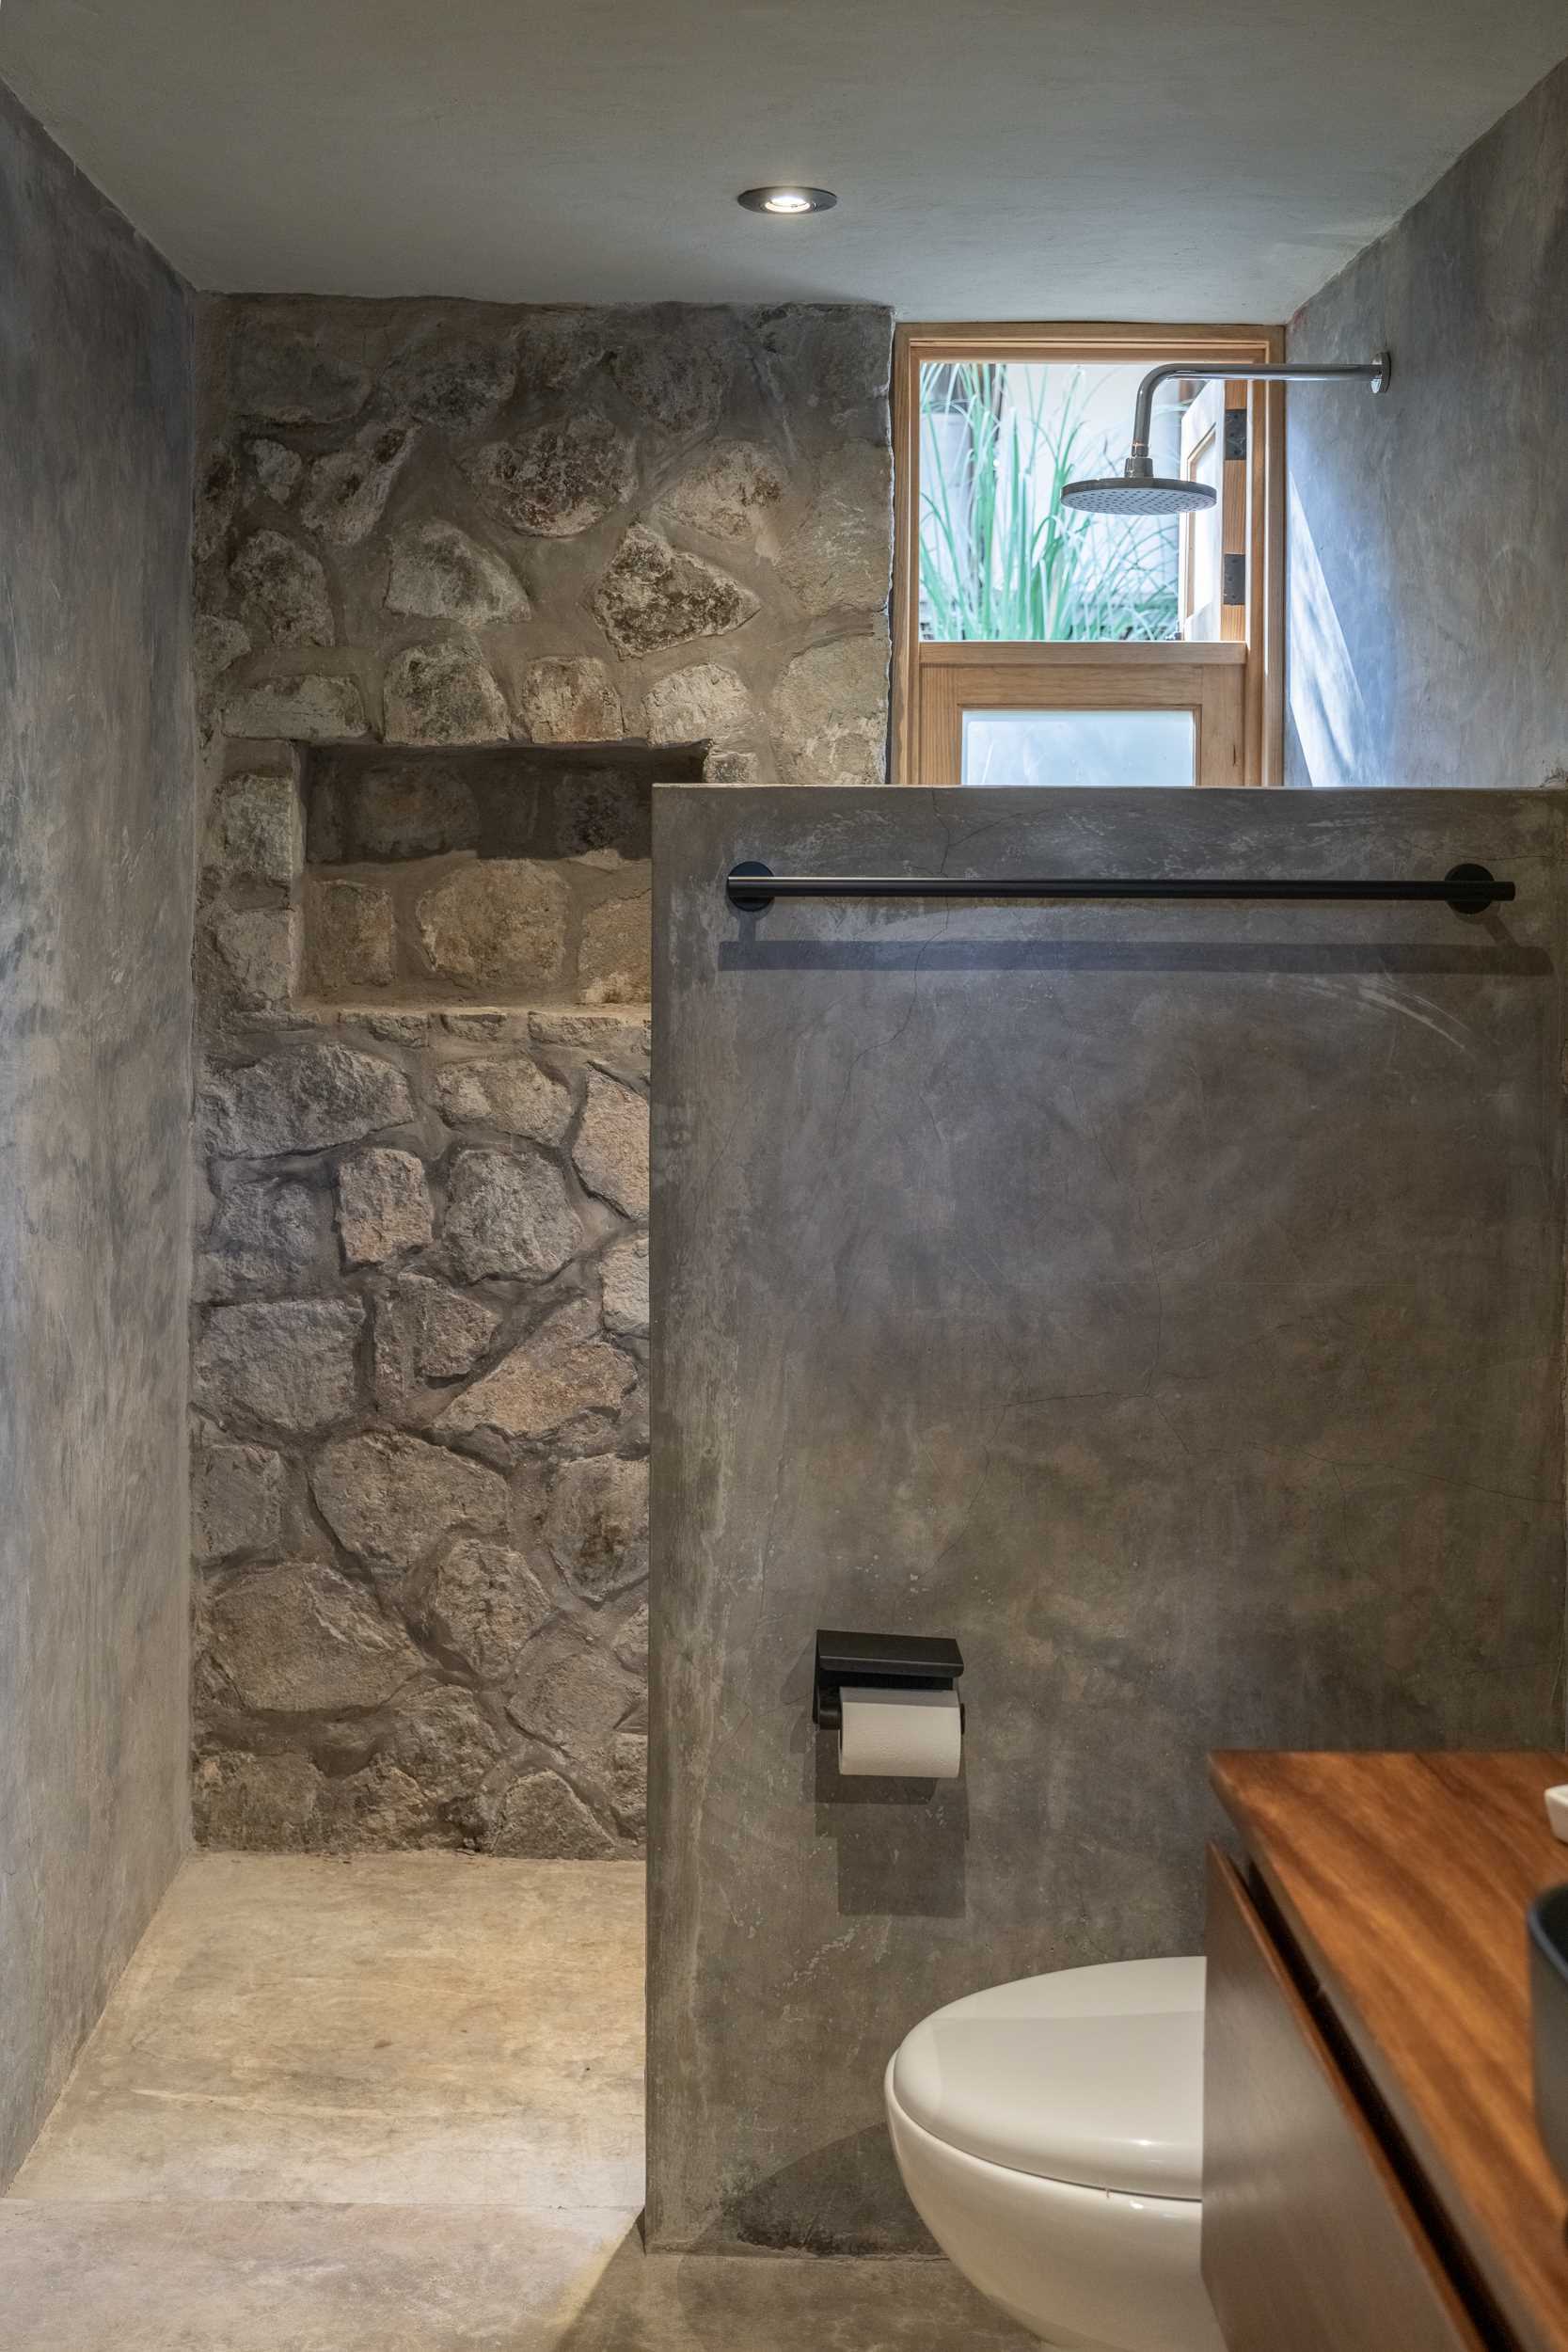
[192,900,656,1860]
[196,295,893,783]
[0,80,193,2184]
[191,295,894,1853]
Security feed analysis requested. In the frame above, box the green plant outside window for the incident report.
[918,361,1184,644]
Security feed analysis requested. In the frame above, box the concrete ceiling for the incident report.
[2,0,1565,319]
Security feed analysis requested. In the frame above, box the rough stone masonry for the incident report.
[190,296,894,1853]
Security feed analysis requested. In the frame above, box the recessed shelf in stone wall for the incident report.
[300,741,701,1010]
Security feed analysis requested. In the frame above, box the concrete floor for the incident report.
[0,1853,1030,2348]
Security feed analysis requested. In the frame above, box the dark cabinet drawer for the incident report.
[1203,1845,1485,2352]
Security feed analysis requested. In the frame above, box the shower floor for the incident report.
[0,1853,1027,2348]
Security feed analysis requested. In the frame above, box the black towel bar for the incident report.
[725,861,1514,915]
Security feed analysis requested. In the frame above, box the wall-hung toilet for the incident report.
[885,1957,1223,2352]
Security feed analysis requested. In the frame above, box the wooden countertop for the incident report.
[1212,1751,1568,2352]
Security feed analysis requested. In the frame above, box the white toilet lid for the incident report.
[891,1957,1205,2199]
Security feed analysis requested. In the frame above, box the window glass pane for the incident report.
[1182,425,1220,624]
[919,360,1216,645]
[960,708,1196,787]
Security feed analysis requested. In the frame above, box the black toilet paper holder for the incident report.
[812,1629,965,1733]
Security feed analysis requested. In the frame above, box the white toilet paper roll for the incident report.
[838,1685,962,1779]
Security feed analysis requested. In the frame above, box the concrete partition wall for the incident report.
[0,84,194,2184]
[648,784,1567,2252]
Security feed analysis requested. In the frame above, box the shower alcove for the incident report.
[192,735,699,1860]
[298,739,703,1015]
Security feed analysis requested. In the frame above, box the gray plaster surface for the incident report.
[0,81,194,2185]
[1,1854,1021,2347]
[648,784,1568,2251]
[1286,51,1568,788]
[3,0,1566,323]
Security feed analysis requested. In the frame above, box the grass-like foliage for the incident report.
[919,362,1180,643]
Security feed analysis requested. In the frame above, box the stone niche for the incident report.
[301,741,701,1009]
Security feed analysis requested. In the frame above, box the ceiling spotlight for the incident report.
[737,186,838,216]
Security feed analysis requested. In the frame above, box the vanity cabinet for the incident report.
[1204,1752,1568,2352]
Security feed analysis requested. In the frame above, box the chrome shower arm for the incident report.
[1124,353,1390,469]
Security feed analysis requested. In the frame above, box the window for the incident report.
[892,325,1285,787]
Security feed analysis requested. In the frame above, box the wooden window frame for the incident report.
[920,642,1247,789]
[892,322,1287,787]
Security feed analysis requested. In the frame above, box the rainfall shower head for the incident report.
[1061,352,1390,517]
[1062,472,1214,517]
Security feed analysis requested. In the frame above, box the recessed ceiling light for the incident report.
[737,186,838,216]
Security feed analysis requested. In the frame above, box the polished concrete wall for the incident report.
[648,784,1566,2251]
[1286,51,1568,787]
[0,83,194,2183]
